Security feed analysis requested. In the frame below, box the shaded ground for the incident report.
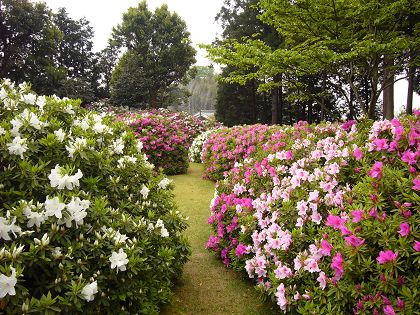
[161,163,276,315]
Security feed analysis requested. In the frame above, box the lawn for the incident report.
[160,163,276,314]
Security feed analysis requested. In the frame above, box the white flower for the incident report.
[113,231,128,245]
[54,129,66,142]
[0,267,17,298]
[140,185,149,199]
[22,93,37,105]
[160,227,169,238]
[0,87,7,99]
[66,137,87,158]
[0,216,21,240]
[44,196,66,219]
[109,249,129,272]
[117,155,137,168]
[36,95,46,110]
[111,138,124,154]
[48,165,83,190]
[0,126,5,135]
[60,197,90,227]
[136,141,144,152]
[23,205,46,228]
[73,117,89,130]
[28,112,42,129]
[65,105,75,115]
[10,118,22,136]
[51,247,62,259]
[93,121,108,134]
[81,280,98,302]
[157,178,171,189]
[7,136,28,159]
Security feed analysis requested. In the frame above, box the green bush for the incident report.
[0,79,190,314]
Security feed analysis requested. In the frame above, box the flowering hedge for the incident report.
[0,79,190,314]
[202,124,277,181]
[118,110,205,175]
[206,116,420,314]
[189,129,221,163]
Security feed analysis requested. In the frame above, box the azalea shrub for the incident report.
[206,116,420,314]
[118,110,205,175]
[189,129,221,163]
[0,79,190,314]
[201,124,276,181]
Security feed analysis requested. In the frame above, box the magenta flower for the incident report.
[376,250,398,264]
[383,305,396,315]
[397,297,405,310]
[413,177,420,191]
[398,222,410,237]
[368,161,383,179]
[351,210,364,223]
[235,243,248,258]
[326,214,346,229]
[413,241,420,252]
[331,252,344,279]
[345,235,365,248]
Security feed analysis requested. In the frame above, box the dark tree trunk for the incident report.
[251,79,257,123]
[406,53,415,115]
[279,74,283,125]
[271,87,279,125]
[382,55,394,120]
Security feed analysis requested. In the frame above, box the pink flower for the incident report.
[345,235,365,248]
[376,250,398,264]
[326,214,346,229]
[413,177,420,191]
[398,222,410,237]
[351,210,364,223]
[235,243,248,257]
[317,271,327,290]
[401,150,417,165]
[397,297,405,310]
[413,241,420,252]
[331,252,344,280]
[383,305,396,315]
[320,239,332,256]
[353,145,363,161]
[275,283,287,311]
[368,161,383,179]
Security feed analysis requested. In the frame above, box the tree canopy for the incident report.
[110,1,196,108]
[204,0,420,120]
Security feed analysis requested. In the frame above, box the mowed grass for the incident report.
[161,163,276,315]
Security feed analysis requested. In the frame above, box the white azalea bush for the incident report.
[188,129,220,163]
[0,79,190,314]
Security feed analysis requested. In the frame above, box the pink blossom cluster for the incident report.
[118,110,205,174]
[206,113,420,313]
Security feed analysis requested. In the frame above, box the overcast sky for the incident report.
[40,0,418,113]
[41,0,224,66]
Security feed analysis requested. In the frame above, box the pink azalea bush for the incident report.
[202,124,278,181]
[118,109,205,175]
[206,114,420,313]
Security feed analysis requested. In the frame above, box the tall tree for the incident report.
[205,0,420,120]
[110,1,196,108]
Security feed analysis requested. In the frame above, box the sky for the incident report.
[40,0,419,114]
[41,0,225,66]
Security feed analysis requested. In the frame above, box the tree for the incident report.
[205,0,420,120]
[110,1,196,108]
[0,0,98,102]
[0,0,60,90]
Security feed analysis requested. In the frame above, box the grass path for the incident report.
[160,163,275,315]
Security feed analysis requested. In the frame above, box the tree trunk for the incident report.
[271,87,279,125]
[251,79,257,123]
[382,55,394,120]
[279,74,283,125]
[406,53,414,115]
